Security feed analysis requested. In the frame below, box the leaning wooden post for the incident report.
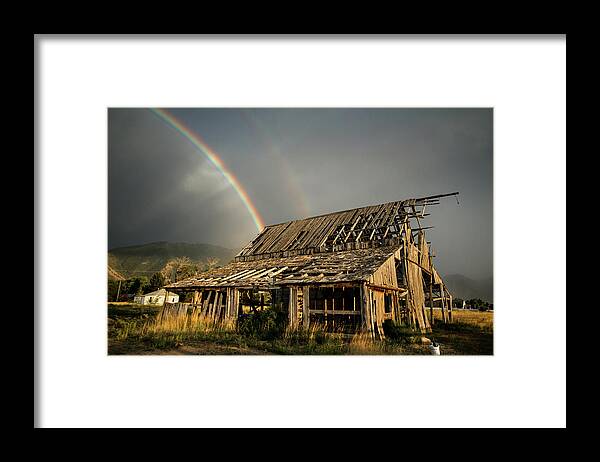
[370,291,377,337]
[223,287,239,327]
[238,289,245,316]
[207,291,215,317]
[288,286,297,328]
[115,280,122,302]
[331,294,335,331]
[213,291,223,321]
[302,286,310,330]
[440,284,447,323]
[360,282,374,339]
[448,294,453,323]
[224,287,232,322]
[428,257,434,326]
[202,290,213,315]
[192,290,200,316]
[211,291,222,320]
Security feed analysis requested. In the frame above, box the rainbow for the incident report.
[150,108,265,232]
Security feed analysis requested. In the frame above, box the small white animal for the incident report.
[429,340,440,355]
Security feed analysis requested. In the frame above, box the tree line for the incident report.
[107,256,220,302]
[452,297,493,311]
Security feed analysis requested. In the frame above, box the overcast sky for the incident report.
[108,108,492,279]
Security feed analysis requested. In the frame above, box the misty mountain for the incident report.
[443,274,493,303]
[108,241,237,278]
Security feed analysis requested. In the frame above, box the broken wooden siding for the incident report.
[405,240,431,333]
[369,254,398,288]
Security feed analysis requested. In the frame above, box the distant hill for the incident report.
[108,241,237,278]
[443,274,493,303]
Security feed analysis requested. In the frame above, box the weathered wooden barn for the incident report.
[164,193,457,338]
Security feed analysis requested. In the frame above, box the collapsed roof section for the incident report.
[167,245,399,289]
[235,193,458,261]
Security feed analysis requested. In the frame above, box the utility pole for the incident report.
[115,280,122,302]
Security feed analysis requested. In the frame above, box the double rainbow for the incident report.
[150,108,265,232]
[240,109,311,218]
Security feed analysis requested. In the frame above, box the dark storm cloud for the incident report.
[109,108,492,279]
[108,109,260,251]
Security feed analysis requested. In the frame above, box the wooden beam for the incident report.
[220,268,255,282]
[268,266,289,277]
[429,254,434,326]
[369,291,377,337]
[302,286,310,329]
[404,257,432,274]
[343,215,363,243]
[213,291,223,320]
[360,283,373,338]
[309,309,361,315]
[413,191,460,202]
[288,286,297,328]
[202,290,213,315]
[331,225,347,245]
[226,288,234,319]
[440,284,447,323]
[246,267,279,280]
[366,283,408,293]
[228,268,263,281]
[354,213,373,243]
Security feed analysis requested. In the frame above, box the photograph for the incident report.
[107,107,493,355]
[36,34,565,429]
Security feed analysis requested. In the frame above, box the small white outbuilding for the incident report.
[134,288,179,306]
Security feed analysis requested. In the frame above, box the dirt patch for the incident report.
[108,338,274,355]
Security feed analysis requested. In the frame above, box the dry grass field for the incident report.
[108,304,493,355]
[432,309,493,330]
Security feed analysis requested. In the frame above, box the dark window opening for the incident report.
[384,294,392,313]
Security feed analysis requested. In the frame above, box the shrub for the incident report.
[237,308,287,340]
[314,330,327,345]
[382,319,422,343]
[382,319,407,339]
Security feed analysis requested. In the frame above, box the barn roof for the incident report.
[138,288,178,297]
[165,245,400,290]
[235,193,456,261]
[165,193,458,292]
